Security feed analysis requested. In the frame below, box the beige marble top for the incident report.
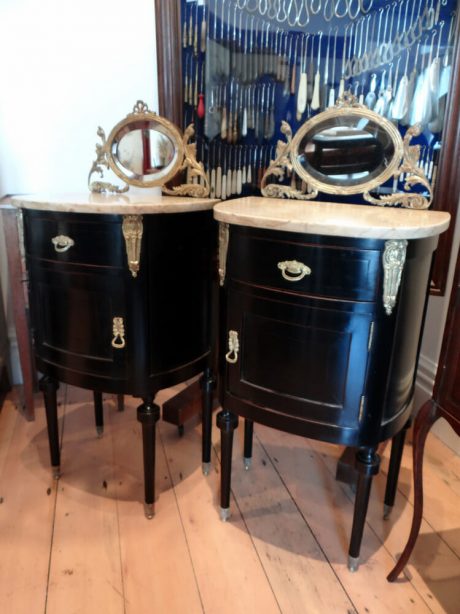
[213,197,451,239]
[11,190,219,214]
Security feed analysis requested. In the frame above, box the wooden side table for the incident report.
[387,241,460,581]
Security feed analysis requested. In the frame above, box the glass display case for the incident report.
[180,0,458,203]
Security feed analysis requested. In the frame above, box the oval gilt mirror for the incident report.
[290,106,402,196]
[261,93,433,208]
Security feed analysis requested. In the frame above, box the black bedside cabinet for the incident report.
[217,222,439,570]
[22,206,216,517]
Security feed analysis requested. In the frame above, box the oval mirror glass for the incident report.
[111,120,178,183]
[295,116,395,188]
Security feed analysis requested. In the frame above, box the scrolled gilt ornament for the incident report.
[162,124,210,198]
[363,125,432,209]
[263,184,318,200]
[261,121,317,200]
[132,100,150,114]
[334,91,363,109]
[88,127,129,194]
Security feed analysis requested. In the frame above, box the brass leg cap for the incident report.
[52,466,61,480]
[202,462,211,476]
[243,457,252,470]
[220,506,231,522]
[348,555,360,572]
[144,503,155,519]
[96,426,104,438]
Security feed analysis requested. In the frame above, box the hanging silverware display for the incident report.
[180,0,457,199]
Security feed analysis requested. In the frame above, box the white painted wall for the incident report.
[0,0,158,381]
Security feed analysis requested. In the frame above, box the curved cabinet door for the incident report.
[28,261,130,388]
[222,287,374,445]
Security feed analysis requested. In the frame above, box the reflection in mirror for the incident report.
[113,123,176,181]
[297,118,395,187]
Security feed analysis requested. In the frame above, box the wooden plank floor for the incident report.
[0,385,459,614]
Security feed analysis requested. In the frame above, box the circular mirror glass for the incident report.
[295,116,396,188]
[112,120,178,183]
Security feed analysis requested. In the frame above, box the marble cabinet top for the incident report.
[11,190,219,214]
[213,197,451,239]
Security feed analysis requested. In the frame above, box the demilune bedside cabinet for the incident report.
[214,197,450,570]
[13,193,217,517]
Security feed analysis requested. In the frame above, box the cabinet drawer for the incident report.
[23,211,126,268]
[228,230,382,302]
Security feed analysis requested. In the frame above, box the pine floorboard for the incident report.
[0,385,459,614]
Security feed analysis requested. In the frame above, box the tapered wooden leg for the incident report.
[387,400,439,581]
[93,391,104,437]
[243,419,254,470]
[39,376,60,479]
[216,409,238,521]
[201,367,215,476]
[137,397,160,519]
[384,419,411,519]
[348,446,380,572]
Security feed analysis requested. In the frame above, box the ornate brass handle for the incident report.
[111,317,126,349]
[225,330,239,364]
[277,260,311,282]
[51,235,75,253]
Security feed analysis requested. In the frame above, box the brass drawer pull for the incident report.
[277,260,311,282]
[225,330,239,364]
[111,317,126,349]
[51,235,74,253]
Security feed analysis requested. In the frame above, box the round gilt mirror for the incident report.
[88,101,210,197]
[290,106,403,196]
[106,108,183,188]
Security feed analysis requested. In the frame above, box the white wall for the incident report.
[0,0,158,381]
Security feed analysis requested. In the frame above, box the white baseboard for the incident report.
[8,338,23,385]
[416,353,437,398]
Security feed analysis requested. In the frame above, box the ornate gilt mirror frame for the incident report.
[88,100,209,197]
[261,93,433,210]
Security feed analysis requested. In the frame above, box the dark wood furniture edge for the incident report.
[387,241,460,581]
[162,378,219,434]
[0,363,11,410]
[154,0,183,127]
[335,446,357,486]
[434,245,460,402]
[1,200,36,421]
[430,15,460,295]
